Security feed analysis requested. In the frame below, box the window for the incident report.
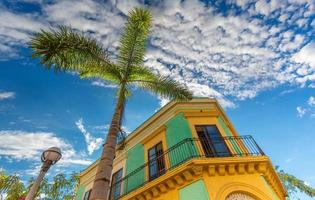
[148,142,165,180]
[83,190,91,200]
[109,168,123,200]
[196,125,230,157]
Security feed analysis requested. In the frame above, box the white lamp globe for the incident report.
[41,147,62,164]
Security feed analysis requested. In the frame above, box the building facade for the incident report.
[75,98,287,200]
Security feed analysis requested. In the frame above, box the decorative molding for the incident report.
[166,179,175,189]
[226,193,256,200]
[191,166,203,176]
[183,171,193,181]
[151,188,159,197]
[158,184,167,193]
[119,157,286,200]
[228,164,236,175]
[174,175,184,186]
[143,191,152,200]
[218,165,226,176]
[208,165,216,176]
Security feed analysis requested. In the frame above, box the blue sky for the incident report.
[0,0,315,199]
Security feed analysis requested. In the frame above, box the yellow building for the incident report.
[75,98,287,200]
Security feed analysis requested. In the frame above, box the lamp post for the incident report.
[25,147,62,200]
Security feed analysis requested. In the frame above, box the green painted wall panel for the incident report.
[218,117,242,155]
[179,180,210,200]
[124,143,145,193]
[75,185,85,200]
[166,113,198,167]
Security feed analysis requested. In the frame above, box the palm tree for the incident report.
[29,8,192,200]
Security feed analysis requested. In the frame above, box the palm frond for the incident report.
[129,66,192,101]
[29,26,109,72]
[79,63,122,84]
[278,170,315,197]
[128,65,157,81]
[118,8,152,72]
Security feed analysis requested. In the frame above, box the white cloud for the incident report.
[0,10,44,33]
[0,8,46,59]
[1,0,315,108]
[91,80,117,88]
[0,92,15,100]
[296,96,315,118]
[0,130,92,165]
[292,42,315,69]
[75,118,103,155]
[158,96,170,108]
[297,106,307,117]
[255,0,276,16]
[279,89,295,96]
[42,0,124,49]
[308,96,315,106]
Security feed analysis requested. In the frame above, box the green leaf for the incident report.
[29,26,109,72]
[129,66,192,101]
[79,63,122,84]
[118,8,152,72]
[0,172,25,200]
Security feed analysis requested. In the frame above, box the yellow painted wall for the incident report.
[75,99,286,200]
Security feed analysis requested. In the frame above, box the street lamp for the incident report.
[25,147,62,200]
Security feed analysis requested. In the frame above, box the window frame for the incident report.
[109,168,123,200]
[195,125,231,157]
[83,189,91,200]
[148,142,165,180]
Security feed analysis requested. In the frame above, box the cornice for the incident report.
[120,156,287,200]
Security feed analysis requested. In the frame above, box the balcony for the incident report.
[109,135,265,200]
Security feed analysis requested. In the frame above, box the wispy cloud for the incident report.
[307,96,315,106]
[91,80,117,89]
[75,118,103,155]
[297,106,307,118]
[0,130,92,166]
[296,96,315,118]
[285,157,295,163]
[0,91,15,100]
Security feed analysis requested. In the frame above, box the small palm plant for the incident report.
[29,8,192,200]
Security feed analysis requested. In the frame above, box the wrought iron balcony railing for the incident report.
[109,135,264,200]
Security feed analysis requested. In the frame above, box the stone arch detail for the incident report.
[226,192,256,200]
[215,182,273,200]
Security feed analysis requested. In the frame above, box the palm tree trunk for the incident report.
[90,85,126,200]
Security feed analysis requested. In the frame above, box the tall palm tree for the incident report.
[29,8,192,200]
